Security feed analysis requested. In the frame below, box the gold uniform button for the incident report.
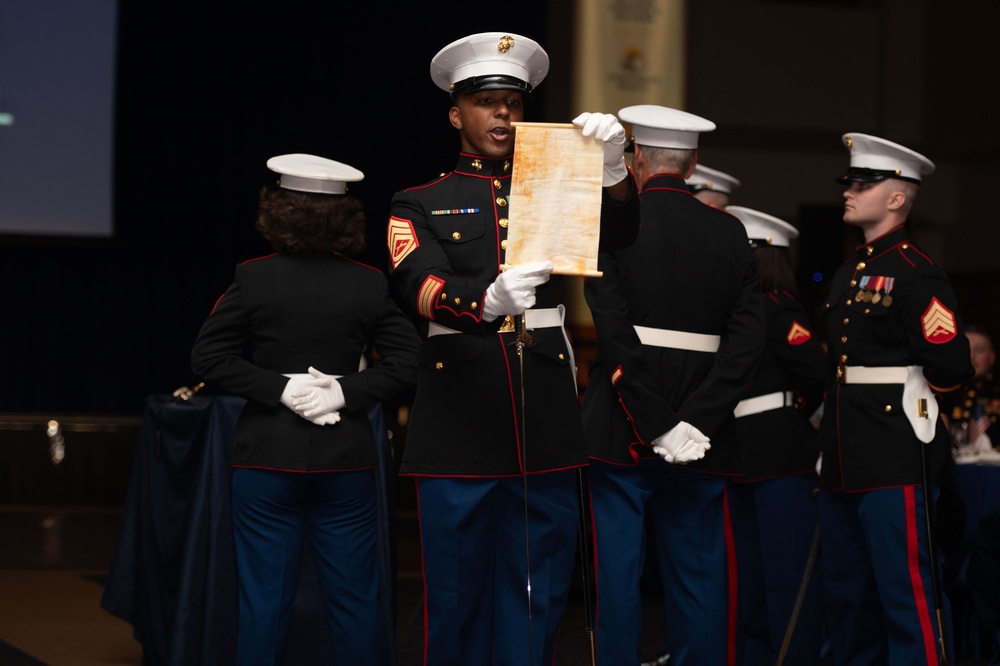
[864,308,871,314]
[843,318,850,325]
[496,197,507,207]
[452,232,461,240]
[503,161,511,172]
[846,299,853,306]
[885,405,892,413]
[902,243,909,249]
[501,240,507,250]
[471,302,478,310]
[866,246,874,256]
[856,261,866,270]
[453,297,461,305]
[471,159,482,171]
[440,292,447,300]
[499,218,509,228]
[435,362,444,370]
[558,353,565,360]
[494,179,502,190]
[965,399,974,408]
[841,336,848,343]
[850,280,857,288]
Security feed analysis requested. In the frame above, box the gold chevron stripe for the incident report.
[417,275,444,319]
[922,297,957,343]
[388,216,418,269]
[787,321,812,345]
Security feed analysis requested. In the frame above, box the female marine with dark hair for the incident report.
[725,205,828,666]
[191,154,420,665]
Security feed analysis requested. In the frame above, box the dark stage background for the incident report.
[3,1,999,418]
[0,3,566,415]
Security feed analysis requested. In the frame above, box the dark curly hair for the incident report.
[255,186,366,256]
[753,245,799,297]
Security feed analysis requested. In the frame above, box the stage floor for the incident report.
[1,505,990,666]
[0,505,670,666]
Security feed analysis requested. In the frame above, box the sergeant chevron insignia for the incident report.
[921,297,957,344]
[388,217,418,269]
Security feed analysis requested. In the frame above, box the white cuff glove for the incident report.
[482,261,554,323]
[651,421,711,464]
[573,112,627,187]
[280,368,343,426]
[280,375,327,411]
[291,366,345,420]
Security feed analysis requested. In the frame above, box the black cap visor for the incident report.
[451,75,533,99]
[836,166,921,185]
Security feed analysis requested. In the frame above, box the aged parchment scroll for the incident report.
[503,122,604,277]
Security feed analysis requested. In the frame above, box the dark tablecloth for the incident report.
[101,394,397,665]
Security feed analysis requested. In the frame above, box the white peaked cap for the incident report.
[266,153,364,195]
[726,205,799,247]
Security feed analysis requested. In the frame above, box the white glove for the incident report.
[573,112,628,187]
[280,374,341,426]
[482,261,554,322]
[652,421,711,464]
[289,366,346,422]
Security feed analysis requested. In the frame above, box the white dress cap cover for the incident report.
[618,104,716,150]
[726,205,799,247]
[266,153,364,195]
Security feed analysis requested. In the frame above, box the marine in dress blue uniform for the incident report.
[725,206,827,665]
[385,32,639,666]
[581,105,766,666]
[641,162,740,666]
[191,155,421,666]
[817,133,974,665]
[641,161,745,666]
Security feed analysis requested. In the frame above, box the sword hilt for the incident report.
[505,312,539,349]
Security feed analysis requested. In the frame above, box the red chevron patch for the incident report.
[921,297,957,344]
[388,216,418,269]
[787,321,812,346]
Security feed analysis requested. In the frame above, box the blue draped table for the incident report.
[949,458,1000,662]
[100,394,397,665]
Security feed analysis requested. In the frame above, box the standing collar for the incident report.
[454,152,514,177]
[641,173,690,193]
[856,224,909,257]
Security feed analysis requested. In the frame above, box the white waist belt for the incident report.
[283,372,344,380]
[634,325,721,353]
[734,391,795,418]
[428,307,563,337]
[840,365,908,384]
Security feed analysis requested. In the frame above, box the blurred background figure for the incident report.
[686,163,741,209]
[947,325,1000,456]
